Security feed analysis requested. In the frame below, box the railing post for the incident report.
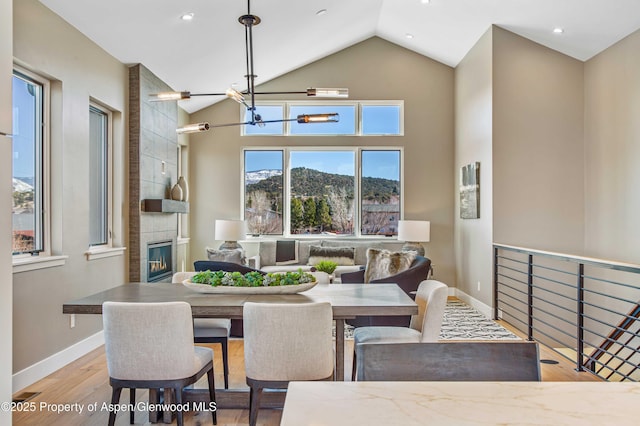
[493,246,499,320]
[527,254,534,341]
[576,263,585,372]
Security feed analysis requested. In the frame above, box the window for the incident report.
[243,105,284,135]
[89,103,111,246]
[361,104,402,135]
[289,151,355,235]
[243,148,402,237]
[12,68,49,256]
[241,101,403,136]
[244,150,284,235]
[289,104,356,136]
[360,150,401,235]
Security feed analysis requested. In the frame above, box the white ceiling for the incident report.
[39,0,640,113]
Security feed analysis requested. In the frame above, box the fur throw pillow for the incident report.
[307,246,355,266]
[364,248,417,283]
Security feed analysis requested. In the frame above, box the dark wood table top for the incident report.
[63,282,418,319]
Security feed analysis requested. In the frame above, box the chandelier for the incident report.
[150,0,349,134]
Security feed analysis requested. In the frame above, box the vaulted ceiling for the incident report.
[40,0,640,113]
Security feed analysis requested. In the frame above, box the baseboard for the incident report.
[453,288,493,318]
[13,331,104,393]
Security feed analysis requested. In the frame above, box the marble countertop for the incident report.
[281,381,639,425]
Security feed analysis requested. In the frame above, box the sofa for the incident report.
[250,239,406,281]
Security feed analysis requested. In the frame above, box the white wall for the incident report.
[1,0,13,419]
[584,29,640,264]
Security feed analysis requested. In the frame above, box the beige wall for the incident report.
[454,29,494,304]
[189,37,456,286]
[1,0,13,418]
[584,29,640,264]
[454,27,585,306]
[492,27,585,254]
[12,0,128,373]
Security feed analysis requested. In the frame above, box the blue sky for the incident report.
[245,150,400,180]
[12,75,37,178]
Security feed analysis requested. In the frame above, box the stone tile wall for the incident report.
[129,64,179,282]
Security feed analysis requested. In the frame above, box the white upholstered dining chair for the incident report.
[351,279,449,380]
[243,302,334,426]
[102,301,216,426]
[172,271,232,389]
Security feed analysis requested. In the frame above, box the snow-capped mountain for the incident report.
[245,169,282,185]
[12,178,33,193]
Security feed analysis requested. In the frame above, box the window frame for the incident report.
[241,100,404,136]
[242,147,404,238]
[88,101,113,248]
[11,65,51,259]
[359,101,405,136]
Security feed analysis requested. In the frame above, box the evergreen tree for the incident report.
[290,198,304,233]
[303,197,317,231]
[316,198,332,232]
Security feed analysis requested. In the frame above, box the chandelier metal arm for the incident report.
[161,0,349,133]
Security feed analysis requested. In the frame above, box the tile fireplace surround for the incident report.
[129,64,179,282]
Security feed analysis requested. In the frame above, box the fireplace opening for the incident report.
[147,240,173,282]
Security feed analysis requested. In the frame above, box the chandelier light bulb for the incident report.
[176,122,210,134]
[149,91,191,102]
[226,88,246,103]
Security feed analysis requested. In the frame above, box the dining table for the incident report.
[281,381,639,425]
[63,281,418,411]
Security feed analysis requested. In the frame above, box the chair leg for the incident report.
[207,368,217,425]
[174,386,184,426]
[352,349,357,381]
[108,386,123,426]
[249,385,263,426]
[221,338,229,389]
[129,388,135,424]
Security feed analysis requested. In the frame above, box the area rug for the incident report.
[440,300,520,340]
[334,300,519,340]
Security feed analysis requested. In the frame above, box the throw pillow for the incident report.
[297,239,321,265]
[258,240,277,266]
[206,247,245,265]
[275,240,299,265]
[307,245,355,266]
[364,248,417,283]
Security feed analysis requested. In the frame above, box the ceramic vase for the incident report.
[177,176,189,201]
[170,182,183,201]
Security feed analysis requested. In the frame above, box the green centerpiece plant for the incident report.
[191,269,315,287]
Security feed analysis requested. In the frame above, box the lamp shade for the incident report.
[397,220,430,243]
[215,219,245,241]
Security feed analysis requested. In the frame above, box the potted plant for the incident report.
[314,260,338,281]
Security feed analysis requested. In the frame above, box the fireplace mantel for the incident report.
[141,199,189,214]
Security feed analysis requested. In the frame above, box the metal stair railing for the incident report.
[494,244,640,382]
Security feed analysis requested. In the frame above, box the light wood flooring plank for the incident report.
[14,317,598,425]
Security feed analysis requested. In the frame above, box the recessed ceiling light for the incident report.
[180,13,194,21]
[553,27,564,34]
[421,0,430,4]
[316,9,327,16]
[405,33,414,39]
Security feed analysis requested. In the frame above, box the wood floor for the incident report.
[13,325,600,425]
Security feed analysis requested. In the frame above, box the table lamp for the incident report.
[215,219,245,250]
[397,220,430,256]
